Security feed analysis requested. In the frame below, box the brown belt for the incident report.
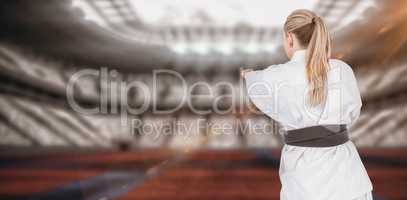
[284,125,349,147]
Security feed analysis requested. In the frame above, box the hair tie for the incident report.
[311,16,318,24]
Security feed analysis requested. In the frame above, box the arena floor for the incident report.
[1,148,406,200]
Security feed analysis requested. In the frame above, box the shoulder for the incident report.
[263,63,291,77]
[329,59,356,76]
[264,63,285,72]
[244,64,286,85]
[245,64,285,78]
[328,59,360,88]
[261,64,291,82]
[330,59,354,71]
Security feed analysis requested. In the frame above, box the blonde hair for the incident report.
[284,9,332,107]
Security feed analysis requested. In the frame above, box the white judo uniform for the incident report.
[244,50,373,200]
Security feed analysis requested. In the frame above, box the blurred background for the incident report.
[0,0,406,200]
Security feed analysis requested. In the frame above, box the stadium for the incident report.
[0,0,406,199]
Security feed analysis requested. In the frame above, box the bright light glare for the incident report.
[72,0,106,26]
[72,0,376,55]
[128,0,317,27]
[217,42,234,55]
[193,42,211,55]
[172,43,188,54]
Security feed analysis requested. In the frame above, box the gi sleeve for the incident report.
[342,63,363,127]
[244,67,278,119]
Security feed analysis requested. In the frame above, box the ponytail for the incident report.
[284,10,331,107]
[306,16,331,106]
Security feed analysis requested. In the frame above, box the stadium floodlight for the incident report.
[72,0,376,57]
[216,42,234,55]
[172,42,189,55]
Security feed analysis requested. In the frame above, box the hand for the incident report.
[240,68,253,78]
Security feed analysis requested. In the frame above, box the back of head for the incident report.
[284,9,332,107]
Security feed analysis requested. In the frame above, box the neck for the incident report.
[294,46,307,52]
[290,49,307,62]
